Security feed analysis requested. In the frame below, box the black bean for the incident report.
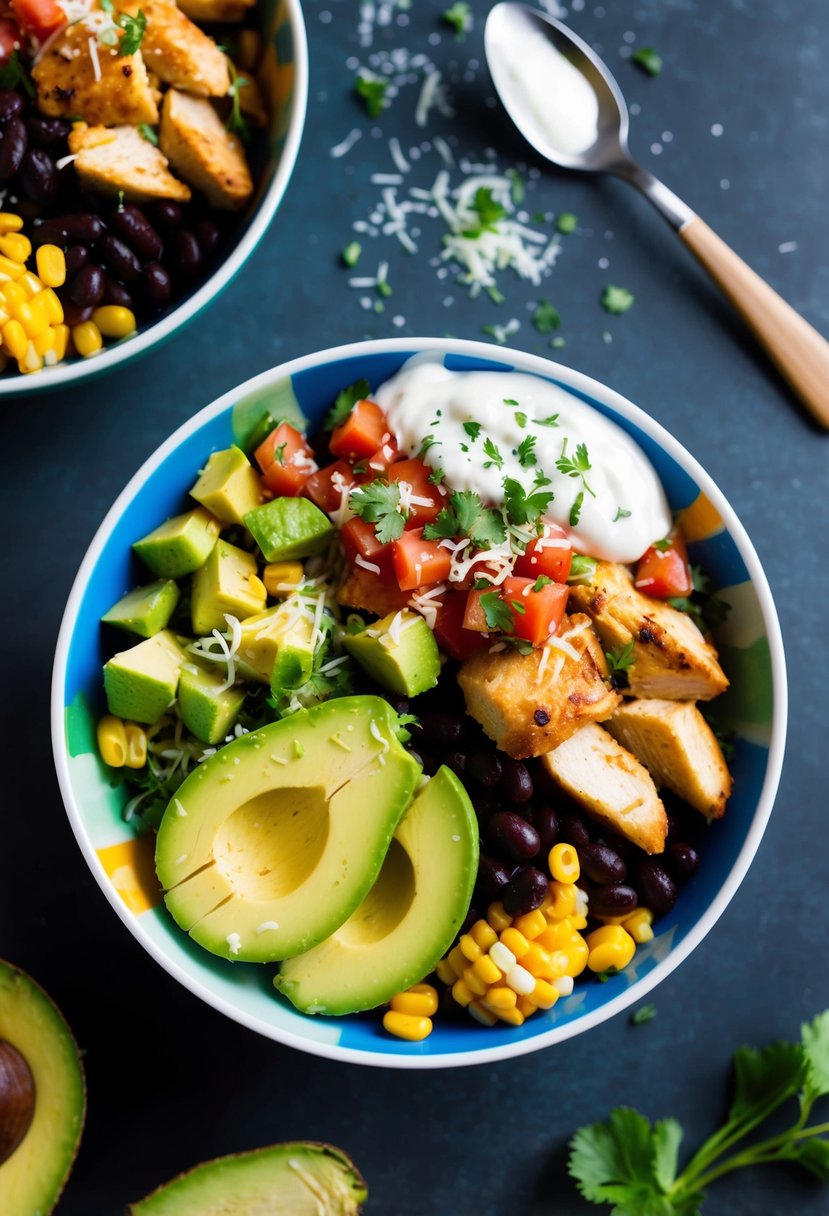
[193,218,221,257]
[580,841,627,885]
[0,116,27,180]
[386,697,410,716]
[476,855,513,901]
[169,228,203,278]
[102,275,133,310]
[415,712,464,747]
[69,264,105,308]
[415,749,440,777]
[636,859,677,916]
[589,883,638,918]
[503,867,549,917]
[26,117,69,149]
[112,205,163,263]
[19,149,57,204]
[150,200,183,229]
[559,810,591,849]
[0,91,24,123]
[141,262,172,312]
[487,811,540,862]
[533,805,560,854]
[64,245,88,275]
[443,750,466,778]
[466,750,503,788]
[667,842,700,879]
[61,301,94,327]
[499,757,534,803]
[35,214,107,246]
[100,234,142,283]
[460,907,479,937]
[665,808,682,842]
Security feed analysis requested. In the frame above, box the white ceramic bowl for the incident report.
[52,338,787,1067]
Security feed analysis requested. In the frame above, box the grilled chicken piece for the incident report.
[127,0,230,97]
[68,124,191,202]
[159,88,253,210]
[606,699,732,819]
[33,25,159,126]
[337,565,412,619]
[457,614,621,760]
[540,723,667,854]
[177,0,254,20]
[568,561,728,701]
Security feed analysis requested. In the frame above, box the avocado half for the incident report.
[0,960,86,1216]
[127,1141,367,1215]
[156,696,422,963]
[276,766,479,1016]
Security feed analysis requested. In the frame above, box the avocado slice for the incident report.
[156,696,421,963]
[178,662,246,745]
[127,1141,366,1215]
[0,961,85,1216]
[133,507,221,579]
[191,539,267,636]
[104,629,190,724]
[244,497,334,563]
[276,766,478,1015]
[343,609,440,697]
[190,445,264,526]
[234,603,316,693]
[101,579,180,639]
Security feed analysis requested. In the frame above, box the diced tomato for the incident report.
[11,0,63,40]
[340,517,395,580]
[254,421,317,496]
[330,399,390,461]
[302,459,355,515]
[463,588,490,633]
[512,523,572,583]
[635,534,692,598]
[392,528,452,591]
[0,17,19,58]
[433,591,490,661]
[502,576,569,646]
[388,458,442,526]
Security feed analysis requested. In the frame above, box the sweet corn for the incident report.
[505,964,535,996]
[2,319,27,360]
[489,941,516,974]
[263,561,304,596]
[623,908,654,943]
[469,919,498,952]
[92,304,137,339]
[435,958,456,986]
[18,270,42,297]
[468,1000,498,1027]
[512,908,547,940]
[124,723,148,769]
[451,978,474,1007]
[531,979,559,1010]
[35,244,66,287]
[97,715,128,767]
[586,924,636,973]
[517,996,538,1017]
[470,954,502,987]
[390,984,438,1018]
[543,880,578,921]
[36,288,64,324]
[1,280,26,307]
[486,901,512,932]
[549,842,580,884]
[447,945,467,978]
[15,299,49,339]
[499,927,529,960]
[0,255,25,280]
[382,1010,432,1041]
[483,985,517,1011]
[33,327,55,357]
[459,933,482,963]
[521,942,555,980]
[18,343,42,374]
[552,975,574,997]
[0,212,24,233]
[491,1004,524,1027]
[0,232,31,263]
[462,965,488,997]
[51,324,69,363]
[73,321,103,358]
[561,933,590,978]
[536,920,574,952]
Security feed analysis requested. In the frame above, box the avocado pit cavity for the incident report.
[0,1038,35,1165]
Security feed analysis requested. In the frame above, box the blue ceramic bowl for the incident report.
[52,339,786,1068]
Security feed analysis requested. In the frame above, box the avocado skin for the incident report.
[126,1141,367,1215]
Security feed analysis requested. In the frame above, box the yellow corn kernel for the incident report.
[15,299,49,338]
[35,243,66,287]
[469,919,498,952]
[536,920,573,952]
[517,996,539,1018]
[124,723,148,769]
[17,343,42,374]
[1,280,26,307]
[33,327,55,357]
[0,232,31,263]
[51,324,69,363]
[562,934,590,978]
[447,944,467,978]
[73,321,103,358]
[462,965,488,997]
[92,304,137,339]
[0,306,8,328]
[547,950,570,979]
[459,933,482,963]
[571,912,588,931]
[544,880,578,921]
[382,1010,432,1041]
[521,942,555,980]
[482,985,516,1012]
[623,908,655,944]
[586,924,636,974]
[263,561,304,596]
[18,270,42,297]
[553,975,574,997]
[390,984,438,1018]
[36,288,64,325]
[486,901,512,932]
[468,999,498,1027]
[499,927,529,960]
[549,842,580,884]
[531,978,560,1010]
[512,908,547,940]
[435,958,456,986]
[0,212,23,234]
[2,319,27,359]
[470,953,502,987]
[0,254,24,280]
[451,978,474,1008]
[247,574,267,601]
[493,1004,525,1027]
[97,715,127,767]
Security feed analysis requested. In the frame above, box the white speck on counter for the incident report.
[662,131,673,143]
[392,314,406,327]
[319,10,332,23]
[623,30,636,43]
[598,256,609,269]
[602,330,613,343]
[778,241,798,254]
[720,179,730,190]
[226,933,242,955]
[711,123,724,136]
[630,102,641,116]
[651,142,662,155]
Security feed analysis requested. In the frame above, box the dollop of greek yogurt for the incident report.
[374,356,672,563]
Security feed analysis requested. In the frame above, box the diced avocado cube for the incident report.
[191,539,266,636]
[270,617,315,694]
[234,603,315,692]
[244,497,333,563]
[104,629,189,724]
[190,445,264,526]
[101,579,180,638]
[133,507,221,579]
[178,662,246,745]
[343,609,440,697]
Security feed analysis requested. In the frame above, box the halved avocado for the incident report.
[0,960,86,1216]
[156,696,421,963]
[275,766,478,1015]
[127,1141,366,1215]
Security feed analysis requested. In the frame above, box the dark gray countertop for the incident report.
[3,1,829,1211]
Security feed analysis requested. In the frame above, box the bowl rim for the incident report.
[0,0,309,398]
[51,337,788,1069]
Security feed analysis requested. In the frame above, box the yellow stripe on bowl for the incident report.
[96,837,162,915]
[677,491,724,542]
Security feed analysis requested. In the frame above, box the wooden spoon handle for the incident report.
[679,216,829,428]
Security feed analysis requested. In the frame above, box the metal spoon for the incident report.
[485,2,829,428]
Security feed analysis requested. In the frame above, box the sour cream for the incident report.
[374,356,672,564]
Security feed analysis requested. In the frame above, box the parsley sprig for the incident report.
[569,1010,829,1214]
[423,490,506,550]
[348,481,406,544]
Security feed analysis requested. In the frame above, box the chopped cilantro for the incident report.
[423,490,506,550]
[567,555,597,584]
[348,480,406,544]
[394,712,419,743]
[507,167,525,205]
[503,477,554,527]
[355,71,389,118]
[226,62,251,141]
[472,577,491,590]
[632,46,662,76]
[427,466,445,485]
[137,123,158,146]
[342,241,362,267]
[419,434,439,457]
[463,187,508,238]
[325,378,371,430]
[482,438,503,470]
[514,412,528,428]
[480,591,514,633]
[116,189,125,211]
[532,575,553,592]
[442,1,472,38]
[601,284,635,314]
[653,537,672,551]
[503,398,519,406]
[516,435,537,467]
[614,506,632,522]
[569,490,584,527]
[556,439,595,497]
[486,285,505,305]
[510,599,526,615]
[463,420,482,441]
[605,640,635,688]
[535,414,560,428]
[555,212,578,234]
[273,442,287,466]
[0,51,34,99]
[668,564,731,634]
[630,1003,657,1026]
[532,298,561,334]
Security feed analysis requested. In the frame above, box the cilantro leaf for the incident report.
[801,1010,829,1106]
[423,490,506,549]
[463,187,508,238]
[782,1138,829,1181]
[482,438,503,470]
[355,71,389,118]
[667,564,730,634]
[349,481,406,543]
[342,241,362,267]
[137,123,158,145]
[0,51,35,99]
[570,490,584,527]
[325,378,371,430]
[556,438,595,496]
[606,640,635,689]
[502,477,554,527]
[442,1,472,39]
[602,284,635,314]
[631,1003,657,1026]
[394,711,419,743]
[614,506,632,522]
[568,554,597,583]
[427,466,445,485]
[480,591,514,633]
[516,435,537,467]
[118,8,147,56]
[532,575,553,592]
[535,414,560,428]
[225,62,251,141]
[556,212,578,234]
[532,298,561,334]
[568,1107,691,1214]
[632,47,663,77]
[727,1041,807,1126]
[514,412,528,428]
[463,420,482,441]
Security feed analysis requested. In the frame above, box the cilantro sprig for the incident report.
[348,481,406,544]
[532,299,561,335]
[569,1010,829,1214]
[100,1,147,56]
[225,60,251,141]
[462,187,508,238]
[502,477,554,528]
[480,591,514,633]
[423,490,506,550]
[325,379,371,431]
[602,284,635,314]
[442,1,473,39]
[355,71,389,118]
[556,438,595,497]
[605,640,635,689]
